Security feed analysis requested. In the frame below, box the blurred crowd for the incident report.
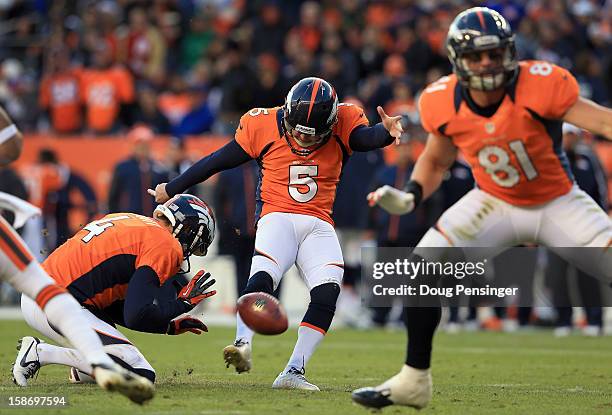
[0,0,610,136]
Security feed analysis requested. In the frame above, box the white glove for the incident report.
[367,185,415,215]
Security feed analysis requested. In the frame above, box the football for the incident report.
[236,292,288,335]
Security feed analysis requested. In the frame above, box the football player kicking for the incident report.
[355,7,612,410]
[0,106,155,404]
[13,194,217,391]
[148,77,403,390]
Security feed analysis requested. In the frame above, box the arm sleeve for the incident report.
[123,266,192,334]
[165,140,253,197]
[349,124,395,151]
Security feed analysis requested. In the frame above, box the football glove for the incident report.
[167,316,208,335]
[367,185,416,215]
[178,270,216,307]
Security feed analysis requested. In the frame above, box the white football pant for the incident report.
[416,186,611,282]
[249,212,344,290]
[21,294,154,374]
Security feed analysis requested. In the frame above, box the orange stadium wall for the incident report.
[14,134,230,202]
[11,134,612,217]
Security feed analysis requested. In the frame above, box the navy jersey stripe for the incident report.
[453,82,462,113]
[331,134,351,216]
[254,154,265,226]
[526,108,574,182]
[276,108,285,137]
[506,66,521,102]
[67,254,137,305]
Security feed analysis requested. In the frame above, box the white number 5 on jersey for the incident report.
[289,165,318,203]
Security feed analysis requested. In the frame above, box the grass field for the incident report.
[0,320,611,414]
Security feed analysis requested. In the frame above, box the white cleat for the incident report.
[223,339,252,373]
[582,325,601,337]
[445,322,461,334]
[92,363,155,405]
[554,326,572,337]
[463,320,480,332]
[272,367,320,391]
[12,336,41,387]
[69,367,96,384]
[502,319,519,333]
[352,365,432,409]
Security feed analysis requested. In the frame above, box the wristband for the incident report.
[403,180,423,208]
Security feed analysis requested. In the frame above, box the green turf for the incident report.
[0,320,611,414]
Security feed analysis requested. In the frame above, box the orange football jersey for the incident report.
[43,213,182,310]
[39,71,82,133]
[419,61,579,206]
[235,104,369,225]
[80,67,134,132]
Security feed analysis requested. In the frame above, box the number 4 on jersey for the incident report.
[81,215,130,243]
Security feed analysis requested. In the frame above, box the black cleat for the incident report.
[352,387,394,409]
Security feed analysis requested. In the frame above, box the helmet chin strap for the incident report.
[282,117,330,156]
[178,256,191,274]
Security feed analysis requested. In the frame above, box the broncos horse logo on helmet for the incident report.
[283,77,339,156]
[153,194,216,264]
[446,7,518,91]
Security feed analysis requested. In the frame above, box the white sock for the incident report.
[6,261,56,299]
[235,312,254,344]
[37,343,93,374]
[285,325,324,371]
[43,294,114,367]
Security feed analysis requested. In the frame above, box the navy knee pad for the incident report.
[302,283,340,333]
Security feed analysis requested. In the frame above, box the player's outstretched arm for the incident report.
[148,140,253,203]
[563,97,612,141]
[367,133,457,215]
[0,106,23,166]
[348,106,405,152]
[410,133,458,200]
[349,123,395,151]
[378,106,403,142]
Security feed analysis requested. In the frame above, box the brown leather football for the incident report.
[236,292,288,335]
